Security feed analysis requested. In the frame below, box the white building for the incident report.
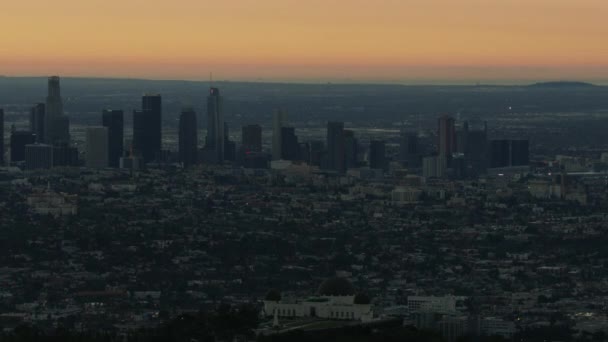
[263,277,373,322]
[407,295,459,314]
[86,127,109,168]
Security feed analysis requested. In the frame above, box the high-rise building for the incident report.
[45,76,70,145]
[510,140,529,166]
[25,144,53,170]
[466,122,488,175]
[326,121,345,173]
[132,110,146,160]
[299,142,311,164]
[423,155,447,178]
[53,144,79,167]
[223,122,236,162]
[0,109,3,165]
[369,140,387,170]
[399,131,420,168]
[242,124,262,152]
[280,127,299,161]
[272,109,287,160]
[86,127,109,168]
[344,130,358,169]
[489,139,529,168]
[438,115,456,159]
[455,121,469,154]
[137,94,162,162]
[206,88,224,163]
[489,140,511,168]
[308,141,324,167]
[29,104,45,143]
[179,109,198,167]
[10,131,36,162]
[132,107,159,163]
[102,109,124,168]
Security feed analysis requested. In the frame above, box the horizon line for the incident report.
[1,75,607,87]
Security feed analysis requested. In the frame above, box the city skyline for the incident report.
[2,0,608,83]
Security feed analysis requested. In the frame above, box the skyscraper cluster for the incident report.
[0,78,529,177]
[7,77,77,170]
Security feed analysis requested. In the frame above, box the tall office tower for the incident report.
[510,140,529,166]
[102,109,124,168]
[437,115,456,158]
[399,131,420,168]
[0,109,3,165]
[423,155,447,178]
[205,88,224,163]
[29,104,45,143]
[466,122,488,175]
[53,144,79,167]
[456,121,469,154]
[132,110,146,160]
[272,109,287,160]
[299,142,311,164]
[10,131,36,162]
[178,109,198,167]
[344,130,358,169]
[242,124,262,152]
[308,141,324,167]
[25,144,53,170]
[280,127,299,160]
[369,140,387,170]
[489,139,511,168]
[86,127,109,168]
[326,121,345,173]
[141,94,162,162]
[223,122,236,162]
[45,76,70,145]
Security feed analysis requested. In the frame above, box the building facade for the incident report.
[86,127,109,168]
[179,109,198,167]
[102,109,124,168]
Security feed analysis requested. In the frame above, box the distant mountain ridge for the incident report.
[528,81,597,88]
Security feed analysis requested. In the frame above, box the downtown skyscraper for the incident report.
[86,127,109,168]
[272,109,288,160]
[206,88,224,163]
[242,124,262,152]
[29,103,45,143]
[326,121,345,173]
[44,76,70,145]
[102,109,124,167]
[438,115,456,159]
[179,108,198,167]
[133,94,162,163]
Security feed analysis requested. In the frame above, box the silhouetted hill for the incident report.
[528,81,597,88]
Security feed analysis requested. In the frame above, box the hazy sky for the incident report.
[2,0,608,83]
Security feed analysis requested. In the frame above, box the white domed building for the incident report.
[262,277,374,322]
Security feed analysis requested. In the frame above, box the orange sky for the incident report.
[2,0,608,83]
